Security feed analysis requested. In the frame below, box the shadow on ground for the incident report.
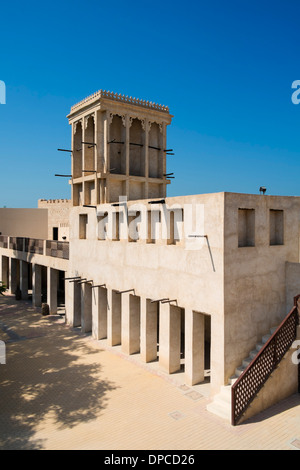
[0,296,117,450]
[240,392,300,426]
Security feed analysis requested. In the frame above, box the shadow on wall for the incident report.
[0,296,117,450]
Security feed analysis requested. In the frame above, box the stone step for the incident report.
[235,365,246,377]
[242,356,253,368]
[207,325,281,423]
[250,349,258,359]
[262,334,271,344]
[220,385,232,402]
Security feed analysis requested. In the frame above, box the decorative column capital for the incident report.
[107,112,114,125]
[84,113,95,129]
[73,119,82,134]
[147,120,165,133]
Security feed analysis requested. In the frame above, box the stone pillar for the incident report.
[185,309,205,386]
[32,264,42,307]
[95,109,104,173]
[81,282,92,333]
[107,288,121,346]
[121,292,140,355]
[0,256,3,284]
[72,120,83,178]
[125,115,130,176]
[92,286,107,340]
[20,260,29,300]
[73,281,82,327]
[159,302,181,374]
[0,256,7,289]
[82,117,87,206]
[103,111,111,203]
[47,267,58,314]
[95,110,104,204]
[65,279,82,327]
[9,258,18,295]
[140,297,158,363]
[104,111,111,174]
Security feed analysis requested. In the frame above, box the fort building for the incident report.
[0,90,300,426]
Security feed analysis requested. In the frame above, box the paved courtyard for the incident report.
[0,294,300,451]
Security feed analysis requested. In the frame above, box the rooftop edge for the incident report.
[69,89,170,114]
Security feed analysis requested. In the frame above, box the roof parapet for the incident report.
[70,89,170,114]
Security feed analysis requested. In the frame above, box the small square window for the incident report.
[270,210,284,245]
[238,208,255,247]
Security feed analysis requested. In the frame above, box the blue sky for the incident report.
[1,0,300,207]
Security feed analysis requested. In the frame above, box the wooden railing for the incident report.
[231,297,300,425]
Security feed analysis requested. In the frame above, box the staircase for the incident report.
[206,325,278,422]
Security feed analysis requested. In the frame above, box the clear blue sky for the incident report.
[1,0,300,207]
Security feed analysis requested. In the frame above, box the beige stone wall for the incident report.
[0,208,48,239]
[224,193,300,384]
[2,190,300,411]
[66,191,300,395]
[38,199,71,241]
[286,262,300,312]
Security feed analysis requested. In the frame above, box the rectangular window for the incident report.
[147,211,154,243]
[238,208,255,247]
[270,210,284,245]
[52,227,58,241]
[113,212,120,241]
[167,208,183,245]
[147,210,161,243]
[79,214,88,239]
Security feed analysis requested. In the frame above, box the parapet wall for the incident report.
[38,199,71,241]
[0,208,48,239]
[38,199,71,205]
